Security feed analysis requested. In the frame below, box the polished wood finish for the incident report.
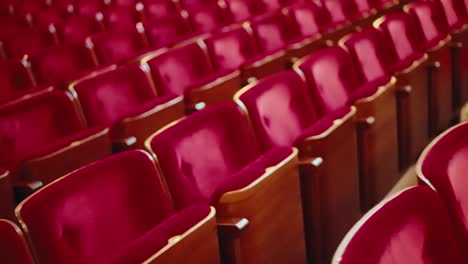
[145,207,221,264]
[216,149,307,264]
[241,51,288,85]
[296,108,361,264]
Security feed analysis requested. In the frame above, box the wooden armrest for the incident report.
[112,137,137,152]
[396,84,412,95]
[117,97,184,149]
[356,116,376,128]
[217,217,249,237]
[299,157,324,175]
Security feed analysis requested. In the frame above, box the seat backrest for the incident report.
[333,186,463,264]
[225,0,256,22]
[16,150,177,264]
[405,1,449,48]
[374,12,424,66]
[142,41,215,96]
[284,2,331,38]
[353,0,375,14]
[0,220,34,264]
[0,59,35,103]
[101,7,140,30]
[188,2,233,33]
[139,0,179,21]
[249,12,295,54]
[180,0,219,11]
[2,27,57,59]
[142,13,193,49]
[236,71,320,151]
[340,27,395,84]
[418,122,468,252]
[295,46,361,116]
[57,16,103,44]
[28,44,96,85]
[70,64,157,128]
[146,102,262,209]
[430,0,467,30]
[87,27,148,65]
[0,89,85,180]
[321,0,359,25]
[203,26,259,72]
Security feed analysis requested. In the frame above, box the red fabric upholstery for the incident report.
[296,46,369,116]
[321,0,359,25]
[17,150,211,264]
[376,12,426,71]
[28,44,96,85]
[57,16,103,44]
[145,42,219,96]
[87,28,148,65]
[0,220,34,264]
[430,0,467,31]
[284,2,331,38]
[335,186,463,264]
[238,71,321,151]
[148,102,293,209]
[138,0,179,21]
[74,0,104,17]
[341,27,395,85]
[2,27,56,59]
[225,0,256,22]
[188,2,233,33]
[406,1,450,50]
[203,26,260,72]
[0,16,29,40]
[71,64,174,136]
[250,12,296,54]
[102,7,140,30]
[142,14,193,49]
[419,123,468,253]
[180,0,218,11]
[353,0,376,15]
[0,59,35,103]
[0,90,97,181]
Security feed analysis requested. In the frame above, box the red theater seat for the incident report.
[333,186,464,264]
[86,27,149,65]
[417,122,468,260]
[137,0,180,21]
[140,13,194,49]
[146,103,307,263]
[319,0,358,41]
[0,59,35,103]
[68,64,184,150]
[187,2,233,33]
[235,70,360,263]
[16,150,220,264]
[294,46,399,211]
[141,41,241,112]
[0,89,111,198]
[56,16,105,44]
[224,0,257,22]
[203,25,287,85]
[341,27,429,170]
[0,220,34,264]
[100,6,140,30]
[27,43,97,86]
[1,26,58,59]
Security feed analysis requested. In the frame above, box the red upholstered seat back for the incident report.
[250,12,295,54]
[0,90,85,180]
[334,186,463,264]
[203,26,259,72]
[406,1,449,47]
[321,0,359,25]
[237,71,320,151]
[353,0,375,14]
[144,42,215,96]
[180,0,218,11]
[71,64,157,128]
[419,123,468,251]
[148,103,261,209]
[225,0,256,22]
[375,12,424,66]
[17,150,176,264]
[296,46,360,116]
[430,0,467,30]
[285,3,331,37]
[141,14,193,49]
[102,7,140,30]
[0,60,35,103]
[341,28,395,84]
[87,28,148,65]
[139,0,179,21]
[57,16,102,44]
[0,220,34,264]
[188,2,233,33]
[2,27,56,59]
[29,44,96,85]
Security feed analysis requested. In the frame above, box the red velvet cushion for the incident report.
[57,16,102,44]
[0,90,89,181]
[285,2,333,37]
[109,203,210,264]
[0,220,34,264]
[420,123,468,253]
[148,103,270,209]
[296,46,361,116]
[29,44,96,85]
[430,0,467,31]
[143,15,194,49]
[145,42,217,96]
[72,64,160,130]
[102,7,140,30]
[321,0,359,25]
[0,59,35,103]
[341,27,395,84]
[238,71,321,151]
[188,3,233,33]
[203,26,260,72]
[2,28,55,59]
[225,0,256,22]
[335,186,463,264]
[250,12,295,54]
[88,29,148,65]
[139,0,179,20]
[18,150,180,264]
